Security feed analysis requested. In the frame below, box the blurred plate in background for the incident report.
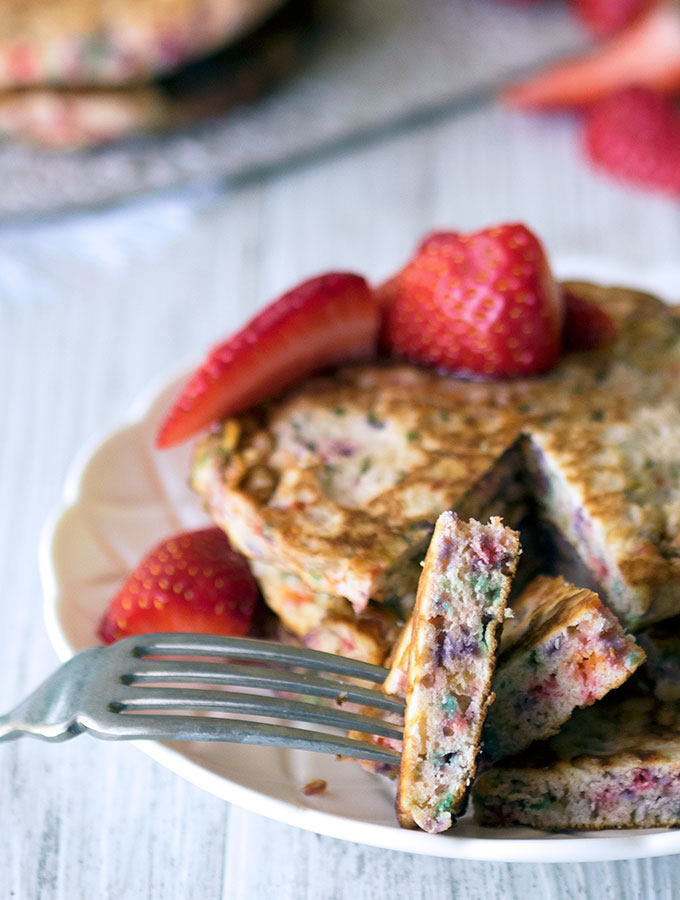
[0,0,587,219]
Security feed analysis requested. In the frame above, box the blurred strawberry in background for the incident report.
[499,0,680,198]
[571,0,655,37]
[585,86,680,197]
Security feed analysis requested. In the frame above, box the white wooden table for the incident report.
[1,101,680,899]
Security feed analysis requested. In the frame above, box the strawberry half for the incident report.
[562,287,619,351]
[157,272,378,449]
[584,86,680,197]
[381,224,563,378]
[98,527,258,644]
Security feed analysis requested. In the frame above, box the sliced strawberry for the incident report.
[562,287,619,351]
[98,527,258,644]
[570,0,652,36]
[157,273,378,448]
[381,224,563,379]
[584,87,680,196]
[503,2,680,108]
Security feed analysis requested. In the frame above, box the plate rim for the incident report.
[40,255,680,863]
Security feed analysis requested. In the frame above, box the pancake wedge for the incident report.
[483,576,645,762]
[526,402,680,629]
[395,515,520,833]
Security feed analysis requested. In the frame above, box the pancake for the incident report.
[0,84,169,147]
[0,0,318,147]
[473,695,680,831]
[482,575,645,761]
[251,561,403,664]
[0,0,281,88]
[395,515,520,832]
[526,403,680,628]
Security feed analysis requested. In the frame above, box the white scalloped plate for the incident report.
[41,257,680,862]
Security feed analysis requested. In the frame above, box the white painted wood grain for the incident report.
[0,101,679,899]
[224,807,680,900]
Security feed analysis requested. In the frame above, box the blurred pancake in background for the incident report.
[0,86,168,147]
[0,0,327,147]
[0,0,284,87]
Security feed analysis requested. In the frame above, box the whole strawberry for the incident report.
[99,527,258,644]
[382,224,563,378]
[584,87,680,197]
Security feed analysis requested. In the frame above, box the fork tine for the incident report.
[1,635,405,758]
[122,634,389,684]
[112,687,403,740]
[83,713,401,763]
[125,661,405,714]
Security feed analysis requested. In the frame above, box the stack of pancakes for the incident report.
[0,0,318,146]
[191,279,680,831]
[191,281,680,662]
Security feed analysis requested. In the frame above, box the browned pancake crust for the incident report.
[527,403,680,626]
[500,575,628,657]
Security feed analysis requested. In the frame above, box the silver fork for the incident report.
[0,634,403,765]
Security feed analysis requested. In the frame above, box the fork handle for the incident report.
[0,715,25,742]
[0,649,101,744]
[0,714,81,743]
[0,716,22,742]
